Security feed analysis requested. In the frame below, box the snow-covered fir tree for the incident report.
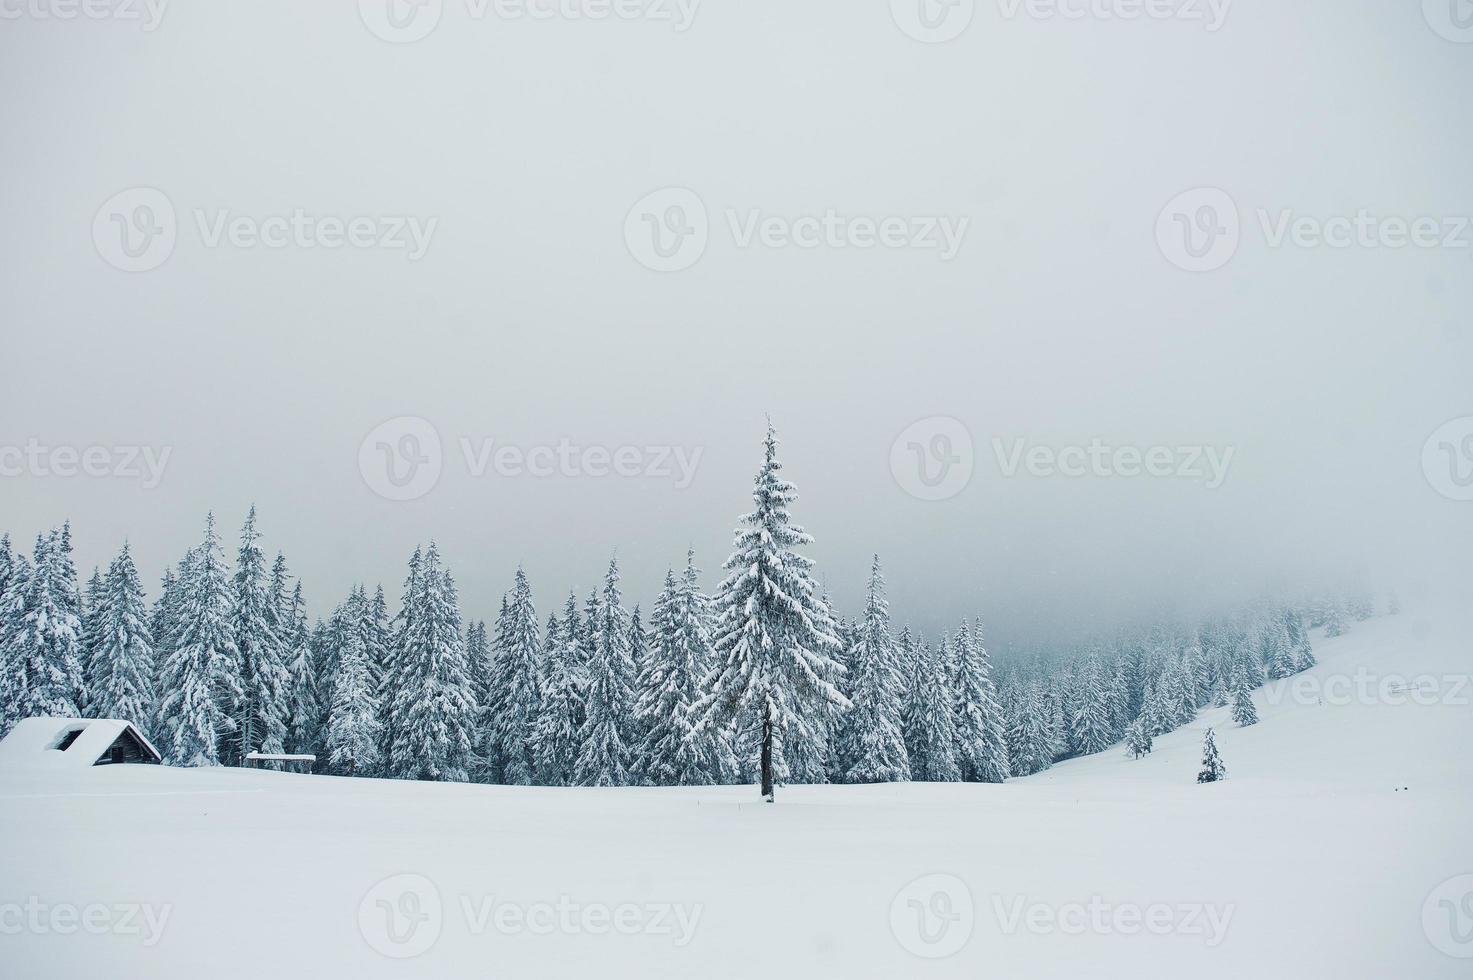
[1005,681,1056,776]
[156,514,243,766]
[84,542,157,732]
[283,581,320,757]
[573,605,634,788]
[1197,727,1226,783]
[694,424,848,801]
[80,567,106,707]
[1283,608,1315,672]
[1231,684,1259,727]
[1069,652,1116,758]
[904,631,961,781]
[324,587,382,775]
[232,507,290,764]
[0,529,85,728]
[390,544,477,781]
[1124,716,1152,758]
[1323,598,1347,638]
[835,556,909,784]
[637,555,734,786]
[532,592,585,786]
[487,568,542,785]
[380,545,421,772]
[952,619,1011,781]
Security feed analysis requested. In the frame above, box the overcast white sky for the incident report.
[1,0,1469,647]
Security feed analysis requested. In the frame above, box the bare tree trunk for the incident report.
[760,707,774,803]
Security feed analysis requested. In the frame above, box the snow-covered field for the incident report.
[2,606,1469,979]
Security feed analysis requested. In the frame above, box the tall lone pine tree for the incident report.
[695,424,849,802]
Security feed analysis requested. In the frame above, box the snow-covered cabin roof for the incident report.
[0,717,162,770]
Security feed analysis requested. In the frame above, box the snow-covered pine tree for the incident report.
[573,610,633,788]
[0,534,20,730]
[954,619,1011,781]
[380,544,421,773]
[637,555,734,786]
[694,424,848,801]
[80,568,106,709]
[903,632,961,781]
[1323,598,1347,638]
[85,543,157,732]
[1197,727,1226,783]
[1124,716,1152,758]
[232,508,289,763]
[836,556,909,784]
[283,582,320,757]
[1261,616,1296,681]
[1231,684,1259,727]
[1283,608,1315,672]
[391,544,477,782]
[1387,591,1401,615]
[1,530,86,727]
[488,567,542,786]
[156,514,244,766]
[625,604,650,764]
[1069,653,1115,757]
[1005,681,1056,776]
[532,592,585,786]
[465,619,495,781]
[324,587,382,775]
[149,565,182,662]
[598,557,637,737]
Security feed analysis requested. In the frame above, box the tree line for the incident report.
[0,425,1377,797]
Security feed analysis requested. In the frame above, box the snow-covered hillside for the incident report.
[2,605,1469,979]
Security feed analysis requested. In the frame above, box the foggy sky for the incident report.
[2,0,1470,650]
